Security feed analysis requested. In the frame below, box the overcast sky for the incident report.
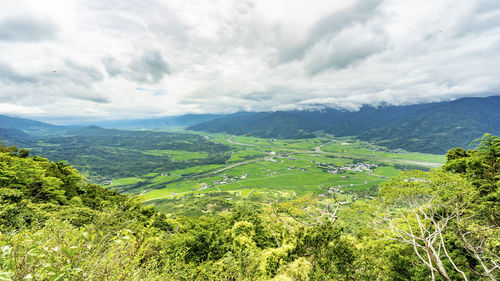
[1,0,499,124]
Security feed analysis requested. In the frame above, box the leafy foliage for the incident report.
[0,134,498,280]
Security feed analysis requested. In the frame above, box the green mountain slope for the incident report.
[360,96,500,153]
[0,114,57,130]
[189,96,500,153]
[0,127,30,140]
[89,114,226,129]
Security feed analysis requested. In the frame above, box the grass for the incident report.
[142,149,208,161]
[143,153,396,201]
[227,150,265,163]
[373,166,402,177]
[321,141,445,163]
[118,132,446,205]
[109,177,144,186]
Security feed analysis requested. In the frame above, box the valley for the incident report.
[12,127,444,216]
[137,134,443,201]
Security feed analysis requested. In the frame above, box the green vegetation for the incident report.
[187,96,500,154]
[142,149,209,161]
[13,126,444,203]
[227,150,266,163]
[0,134,498,280]
[136,134,442,206]
[23,128,231,183]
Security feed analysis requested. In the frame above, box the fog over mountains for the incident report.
[1,95,498,154]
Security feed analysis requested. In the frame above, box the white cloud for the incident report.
[0,0,499,123]
[0,103,44,115]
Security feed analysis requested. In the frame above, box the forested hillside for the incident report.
[0,115,58,130]
[360,96,500,153]
[1,127,232,184]
[188,96,500,154]
[0,135,498,280]
[89,114,226,129]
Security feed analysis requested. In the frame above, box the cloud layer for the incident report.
[1,0,499,124]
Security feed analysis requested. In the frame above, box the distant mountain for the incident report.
[0,127,31,144]
[188,112,318,139]
[0,114,65,143]
[359,96,500,153]
[64,125,125,137]
[0,114,58,130]
[188,96,500,154]
[322,103,441,136]
[188,103,441,139]
[92,114,225,129]
[1,96,498,154]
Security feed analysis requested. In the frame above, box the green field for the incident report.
[30,128,444,211]
[92,133,446,209]
[142,149,209,160]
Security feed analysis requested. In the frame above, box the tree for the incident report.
[443,134,500,279]
[380,135,500,280]
[379,170,474,280]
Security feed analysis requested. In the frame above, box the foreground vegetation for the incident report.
[0,134,498,280]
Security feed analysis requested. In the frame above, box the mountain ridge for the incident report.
[188,96,500,153]
[2,95,498,154]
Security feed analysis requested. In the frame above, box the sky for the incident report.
[0,0,499,124]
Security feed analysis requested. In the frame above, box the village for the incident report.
[312,161,378,175]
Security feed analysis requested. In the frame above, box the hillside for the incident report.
[188,96,500,153]
[0,127,30,140]
[0,114,57,130]
[360,96,500,153]
[88,114,225,129]
[187,103,441,139]
[189,112,318,139]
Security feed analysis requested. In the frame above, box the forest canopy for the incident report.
[0,134,498,280]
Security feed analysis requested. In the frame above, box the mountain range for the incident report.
[188,96,500,153]
[0,96,498,154]
[88,114,225,129]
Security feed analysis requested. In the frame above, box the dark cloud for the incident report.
[64,59,105,85]
[102,56,123,77]
[0,60,103,87]
[67,93,110,103]
[0,60,108,105]
[86,0,190,42]
[0,16,57,42]
[454,0,500,37]
[128,50,170,83]
[304,29,387,75]
[275,0,383,65]
[102,50,170,83]
[0,62,37,84]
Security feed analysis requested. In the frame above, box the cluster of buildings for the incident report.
[211,174,248,185]
[266,153,297,163]
[195,173,249,191]
[266,170,278,176]
[275,154,296,160]
[287,166,307,172]
[313,161,378,174]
